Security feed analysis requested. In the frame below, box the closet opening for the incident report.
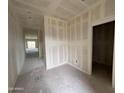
[92,21,115,86]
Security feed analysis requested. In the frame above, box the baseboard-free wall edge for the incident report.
[67,63,83,72]
[46,62,67,70]
[67,63,90,75]
[46,62,90,75]
[18,58,26,76]
[9,58,25,93]
[9,74,18,93]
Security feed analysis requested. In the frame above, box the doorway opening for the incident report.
[25,31,39,58]
[92,21,115,85]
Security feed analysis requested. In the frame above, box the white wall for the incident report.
[67,0,115,74]
[67,11,90,73]
[44,16,68,69]
[44,0,115,72]
[15,25,25,74]
[38,30,45,58]
[44,0,115,87]
[112,50,115,88]
[91,2,115,88]
[8,9,25,93]
[88,0,115,74]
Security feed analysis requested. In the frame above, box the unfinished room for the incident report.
[8,0,115,93]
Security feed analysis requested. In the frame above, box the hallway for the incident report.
[20,58,45,75]
[13,58,114,93]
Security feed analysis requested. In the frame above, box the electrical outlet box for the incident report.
[76,60,78,64]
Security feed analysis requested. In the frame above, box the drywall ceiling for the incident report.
[9,0,101,29]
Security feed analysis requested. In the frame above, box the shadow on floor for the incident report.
[92,62,113,85]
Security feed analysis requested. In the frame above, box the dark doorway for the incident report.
[92,21,115,85]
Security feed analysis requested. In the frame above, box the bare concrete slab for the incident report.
[13,59,114,93]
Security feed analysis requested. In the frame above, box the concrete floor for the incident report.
[92,63,113,86]
[13,59,114,93]
[26,48,39,58]
[26,52,39,58]
[20,58,45,75]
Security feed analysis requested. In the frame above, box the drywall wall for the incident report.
[44,0,115,74]
[88,0,115,88]
[112,50,115,88]
[44,16,68,69]
[67,12,90,73]
[44,0,115,76]
[38,20,46,59]
[67,0,115,74]
[15,25,25,74]
[44,15,90,73]
[8,9,25,93]
[8,11,18,92]
[91,0,115,24]
[89,0,115,73]
[38,30,45,58]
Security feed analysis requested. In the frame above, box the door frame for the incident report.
[88,16,115,87]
